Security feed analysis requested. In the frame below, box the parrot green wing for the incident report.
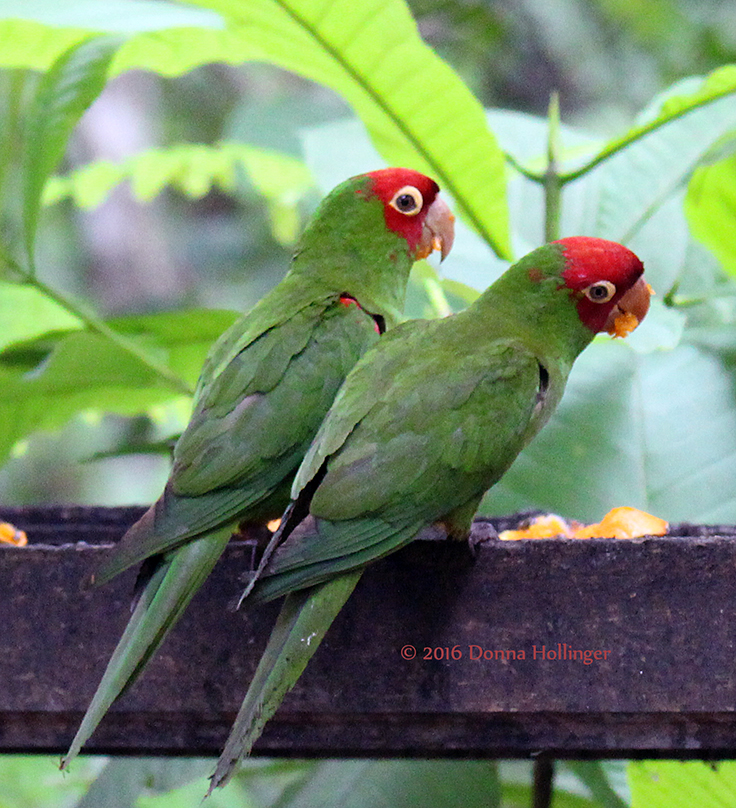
[172,299,369,494]
[289,319,416,495]
[95,297,381,584]
[250,322,548,603]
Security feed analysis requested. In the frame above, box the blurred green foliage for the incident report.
[2,0,736,806]
[1,757,633,808]
[628,760,736,807]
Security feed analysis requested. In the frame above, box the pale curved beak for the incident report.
[416,196,455,261]
[605,276,652,337]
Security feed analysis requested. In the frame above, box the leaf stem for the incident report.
[668,289,736,308]
[423,276,453,317]
[504,151,542,181]
[0,71,27,204]
[544,93,562,243]
[0,71,30,255]
[509,79,736,189]
[558,81,736,183]
[2,253,194,396]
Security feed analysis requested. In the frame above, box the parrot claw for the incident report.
[468,520,499,556]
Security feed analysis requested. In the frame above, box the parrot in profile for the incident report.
[206,236,651,794]
[61,167,455,768]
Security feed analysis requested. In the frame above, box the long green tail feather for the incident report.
[61,527,231,769]
[207,569,363,795]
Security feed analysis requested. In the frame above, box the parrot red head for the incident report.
[555,236,651,336]
[361,168,455,261]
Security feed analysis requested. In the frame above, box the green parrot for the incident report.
[61,167,455,768]
[207,236,651,794]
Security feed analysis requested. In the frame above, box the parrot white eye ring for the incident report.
[584,280,616,303]
[389,185,423,215]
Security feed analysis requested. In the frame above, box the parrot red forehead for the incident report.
[364,168,440,205]
[556,237,644,290]
[359,168,441,251]
[554,236,647,333]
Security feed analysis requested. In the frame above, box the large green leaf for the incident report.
[0,0,511,259]
[74,758,216,808]
[500,786,603,808]
[685,150,736,277]
[0,0,222,38]
[629,761,736,808]
[21,34,122,267]
[274,760,501,808]
[564,65,736,179]
[0,334,175,467]
[584,88,736,246]
[0,308,237,465]
[0,755,102,808]
[564,761,630,808]
[136,778,245,807]
[482,335,736,524]
[0,281,82,352]
[498,761,613,808]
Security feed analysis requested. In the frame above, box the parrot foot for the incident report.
[467,519,499,557]
[407,522,479,569]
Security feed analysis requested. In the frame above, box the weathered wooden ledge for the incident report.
[2,505,736,758]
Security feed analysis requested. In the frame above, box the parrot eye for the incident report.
[389,185,423,216]
[584,281,616,303]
